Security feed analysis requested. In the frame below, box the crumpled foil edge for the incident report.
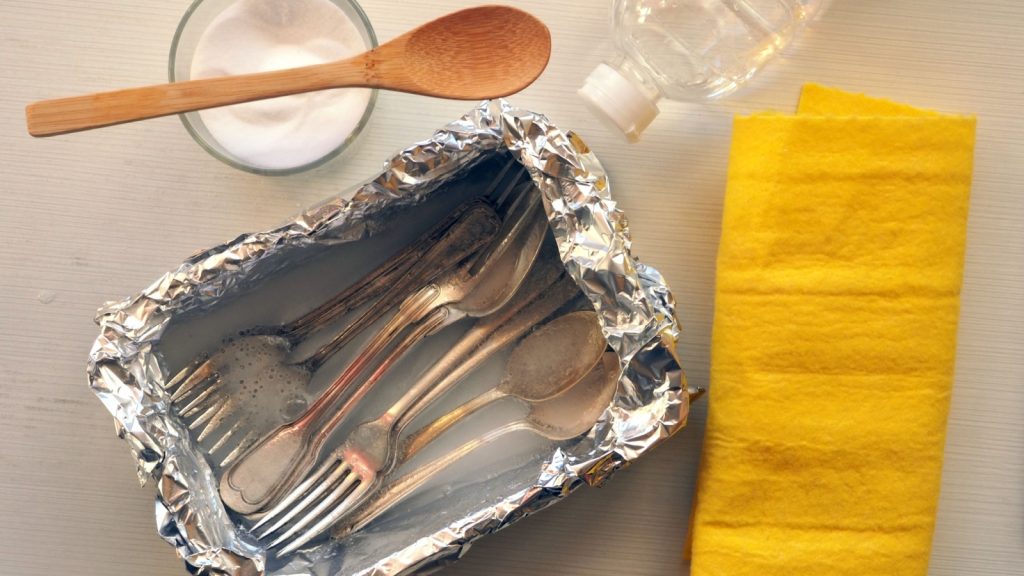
[87,99,688,576]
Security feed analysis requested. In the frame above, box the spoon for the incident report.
[165,199,500,465]
[399,310,607,459]
[26,6,552,137]
[254,303,599,551]
[326,350,621,546]
[220,185,548,515]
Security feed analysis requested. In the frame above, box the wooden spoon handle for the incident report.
[25,59,368,137]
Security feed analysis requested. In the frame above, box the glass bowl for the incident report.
[169,0,378,176]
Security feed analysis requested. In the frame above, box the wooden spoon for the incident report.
[25,5,551,137]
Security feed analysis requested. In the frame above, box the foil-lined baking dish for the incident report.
[87,100,690,576]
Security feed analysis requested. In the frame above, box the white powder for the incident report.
[190,0,372,171]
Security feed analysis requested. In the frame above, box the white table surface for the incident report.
[2,1,1022,575]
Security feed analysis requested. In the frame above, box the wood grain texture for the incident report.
[25,63,369,137]
[24,6,551,136]
[1,1,1021,575]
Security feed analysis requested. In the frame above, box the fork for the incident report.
[253,253,581,552]
[326,351,621,548]
[163,200,500,465]
[219,180,550,515]
[164,161,526,464]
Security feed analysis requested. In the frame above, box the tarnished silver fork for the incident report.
[328,350,622,547]
[164,161,526,466]
[254,250,583,553]
[219,179,549,515]
[163,202,499,465]
[162,207,482,462]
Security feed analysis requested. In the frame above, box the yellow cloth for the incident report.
[689,85,975,576]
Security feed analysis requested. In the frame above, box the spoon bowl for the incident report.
[381,5,552,100]
[26,6,552,137]
[398,310,607,458]
[331,350,621,542]
[527,351,620,440]
[502,310,607,402]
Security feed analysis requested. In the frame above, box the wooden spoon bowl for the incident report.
[26,5,551,137]
[383,5,552,99]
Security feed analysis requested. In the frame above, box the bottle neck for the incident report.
[577,57,662,142]
[609,54,663,103]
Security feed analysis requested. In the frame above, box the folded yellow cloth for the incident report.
[689,85,975,576]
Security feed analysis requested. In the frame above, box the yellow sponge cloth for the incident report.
[689,85,975,576]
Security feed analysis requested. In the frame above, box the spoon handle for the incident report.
[297,219,492,430]
[390,265,577,437]
[316,308,450,443]
[298,201,499,371]
[281,199,484,342]
[340,421,531,538]
[25,58,369,137]
[401,387,507,460]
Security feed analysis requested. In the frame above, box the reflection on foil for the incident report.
[88,100,688,576]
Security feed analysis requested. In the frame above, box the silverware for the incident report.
[163,158,524,463]
[253,249,582,550]
[324,349,622,551]
[162,199,502,465]
[220,181,549,515]
[399,311,606,460]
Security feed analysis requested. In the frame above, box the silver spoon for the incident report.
[164,199,501,460]
[169,161,528,462]
[258,306,601,551]
[326,350,622,547]
[399,311,607,459]
[220,184,548,515]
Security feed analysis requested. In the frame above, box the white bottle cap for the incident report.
[578,63,660,142]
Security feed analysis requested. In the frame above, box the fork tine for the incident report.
[187,398,225,431]
[276,481,374,556]
[219,431,258,467]
[480,157,517,199]
[178,381,220,416]
[253,458,343,531]
[196,399,234,442]
[492,165,529,211]
[256,461,352,538]
[267,473,361,549]
[164,354,208,393]
[169,359,215,402]
[209,421,241,454]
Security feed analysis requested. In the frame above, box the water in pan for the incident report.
[153,156,593,573]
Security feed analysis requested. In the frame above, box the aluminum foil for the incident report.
[88,99,689,576]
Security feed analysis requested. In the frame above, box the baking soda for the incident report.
[190,0,372,171]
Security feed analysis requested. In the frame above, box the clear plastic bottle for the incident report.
[578,0,829,141]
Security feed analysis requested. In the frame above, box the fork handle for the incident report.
[376,214,557,426]
[336,421,530,538]
[282,202,474,340]
[315,307,449,442]
[390,268,578,436]
[298,202,499,371]
[298,281,445,431]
